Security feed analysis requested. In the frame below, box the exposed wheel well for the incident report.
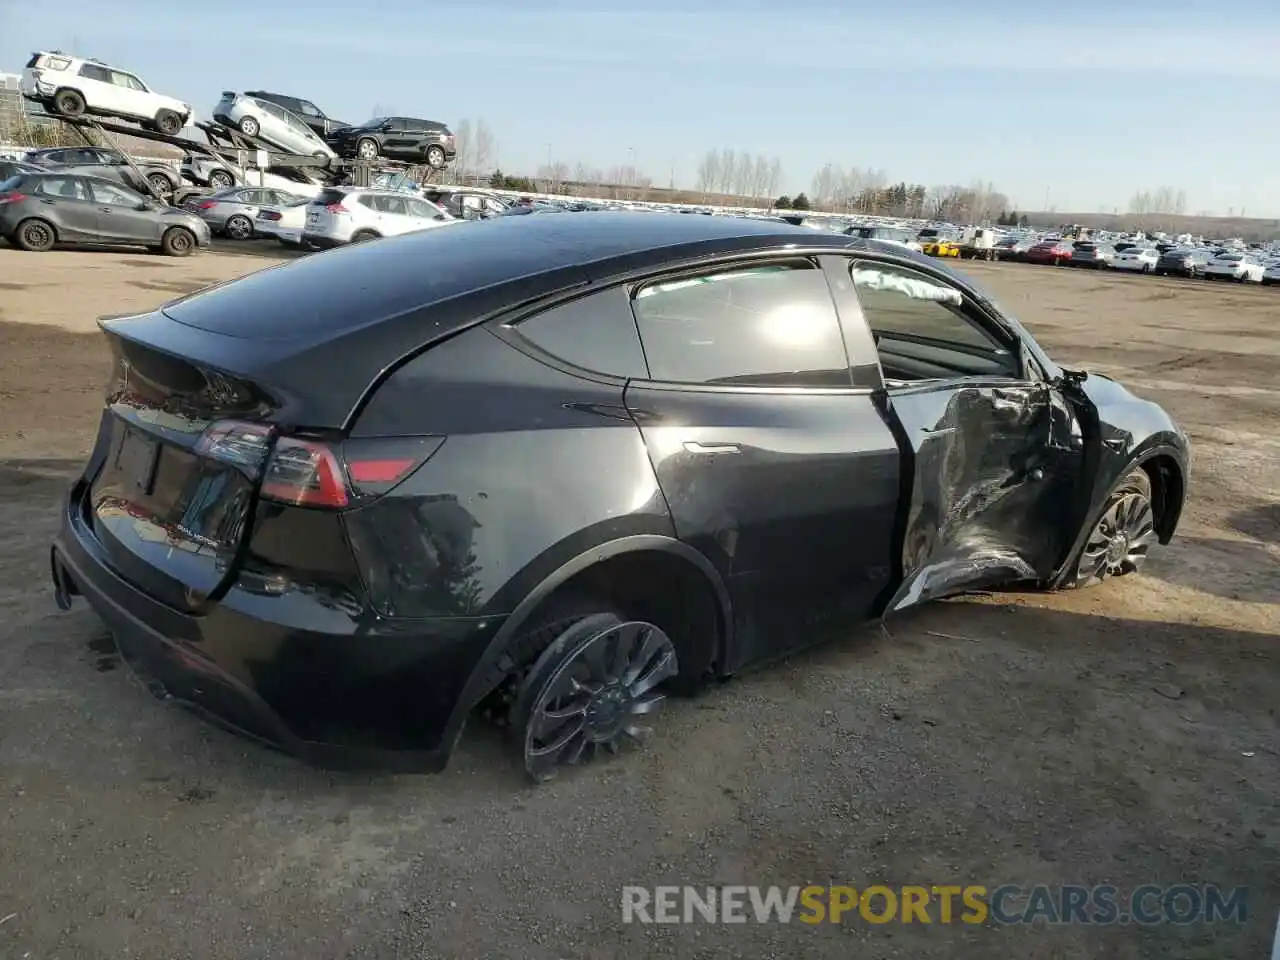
[562,551,722,682]
[476,549,725,717]
[1139,454,1184,543]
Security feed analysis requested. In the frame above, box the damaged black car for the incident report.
[50,213,1189,781]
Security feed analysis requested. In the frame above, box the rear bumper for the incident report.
[50,481,503,772]
[301,232,347,249]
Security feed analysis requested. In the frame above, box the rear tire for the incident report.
[512,611,678,783]
[160,226,196,257]
[12,217,56,252]
[349,229,379,243]
[52,88,86,117]
[356,138,379,160]
[146,173,174,200]
[208,170,235,190]
[237,116,260,138]
[223,214,253,240]
[425,144,447,169]
[153,109,183,135]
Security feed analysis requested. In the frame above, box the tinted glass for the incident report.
[850,260,1003,354]
[516,287,648,379]
[631,262,850,387]
[299,101,321,117]
[382,196,409,216]
[79,64,111,82]
[0,175,24,192]
[35,176,88,201]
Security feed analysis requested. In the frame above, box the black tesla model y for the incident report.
[50,213,1189,781]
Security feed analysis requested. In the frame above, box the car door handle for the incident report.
[98,206,114,212]
[683,441,741,455]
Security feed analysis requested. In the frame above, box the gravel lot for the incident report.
[0,243,1276,959]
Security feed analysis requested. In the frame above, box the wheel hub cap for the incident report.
[583,683,628,739]
[1079,490,1157,583]
[1105,534,1128,568]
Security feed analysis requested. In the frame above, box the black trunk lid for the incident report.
[88,320,277,612]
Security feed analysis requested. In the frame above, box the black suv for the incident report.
[24,146,182,199]
[244,91,350,139]
[48,214,1190,783]
[327,117,456,168]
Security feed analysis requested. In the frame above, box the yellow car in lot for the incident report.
[922,239,962,257]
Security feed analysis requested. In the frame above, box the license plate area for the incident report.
[115,427,159,495]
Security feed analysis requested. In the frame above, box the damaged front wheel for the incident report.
[1072,468,1157,587]
[512,612,678,783]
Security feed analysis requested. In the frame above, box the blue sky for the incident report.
[4,0,1279,215]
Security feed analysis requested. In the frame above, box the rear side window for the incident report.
[630,261,851,388]
[514,287,649,380]
[79,64,111,82]
[35,176,88,200]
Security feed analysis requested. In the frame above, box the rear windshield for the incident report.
[315,188,348,205]
[0,176,23,192]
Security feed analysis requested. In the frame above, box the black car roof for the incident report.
[143,213,1026,428]
[165,211,851,341]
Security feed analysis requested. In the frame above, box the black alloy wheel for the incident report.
[1073,469,1157,586]
[513,613,679,782]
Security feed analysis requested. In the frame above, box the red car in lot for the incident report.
[1026,239,1075,265]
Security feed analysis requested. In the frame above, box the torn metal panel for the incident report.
[885,381,1086,614]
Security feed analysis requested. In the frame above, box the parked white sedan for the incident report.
[1262,260,1280,286]
[1111,247,1159,273]
[1204,252,1264,282]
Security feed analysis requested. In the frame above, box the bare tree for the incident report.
[472,120,496,176]
[452,118,475,179]
[696,149,721,199]
[767,158,783,199]
[536,161,571,193]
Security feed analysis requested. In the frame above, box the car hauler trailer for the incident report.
[53,115,448,206]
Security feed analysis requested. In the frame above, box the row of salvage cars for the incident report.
[44,211,1191,782]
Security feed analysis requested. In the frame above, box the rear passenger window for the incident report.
[630,261,850,388]
[514,287,649,380]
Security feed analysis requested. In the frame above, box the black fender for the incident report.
[437,534,734,761]
[1049,440,1188,587]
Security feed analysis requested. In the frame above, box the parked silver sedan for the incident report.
[185,185,314,240]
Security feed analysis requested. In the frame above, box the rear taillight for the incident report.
[262,437,349,508]
[197,200,217,210]
[261,436,443,509]
[0,193,26,205]
[324,202,347,213]
[196,420,442,510]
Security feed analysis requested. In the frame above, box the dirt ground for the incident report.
[0,243,1276,959]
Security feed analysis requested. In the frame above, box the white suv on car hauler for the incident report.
[21,51,192,135]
